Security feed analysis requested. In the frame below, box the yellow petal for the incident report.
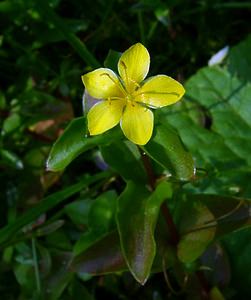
[118,43,150,92]
[120,103,153,145]
[82,68,122,99]
[88,100,125,135]
[135,75,185,108]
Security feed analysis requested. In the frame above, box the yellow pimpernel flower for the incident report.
[82,43,185,145]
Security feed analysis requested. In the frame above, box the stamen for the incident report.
[135,91,180,97]
[130,79,140,90]
[120,61,130,88]
[110,96,124,100]
[100,72,127,96]
[136,101,152,109]
[120,60,140,91]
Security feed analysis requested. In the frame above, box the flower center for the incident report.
[100,70,139,106]
[125,93,134,103]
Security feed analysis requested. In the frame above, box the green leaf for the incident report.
[71,231,127,275]
[35,220,65,237]
[177,193,251,263]
[14,264,35,293]
[64,199,92,226]
[143,122,195,181]
[223,228,251,297]
[165,65,251,195]
[70,228,175,278]
[209,286,225,300]
[0,1,20,13]
[43,251,73,300]
[2,113,21,135]
[177,201,216,263]
[0,149,23,170]
[46,229,72,250]
[117,181,172,284]
[88,190,117,231]
[35,0,100,68]
[191,194,251,238]
[101,141,147,183]
[0,91,6,109]
[46,117,122,172]
[73,190,117,255]
[0,171,110,247]
[228,34,251,82]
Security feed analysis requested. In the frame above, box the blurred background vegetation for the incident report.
[1,0,251,299]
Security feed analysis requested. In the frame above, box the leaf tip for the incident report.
[128,267,150,285]
[133,272,149,286]
[45,157,58,172]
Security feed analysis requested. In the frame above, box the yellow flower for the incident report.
[82,43,185,145]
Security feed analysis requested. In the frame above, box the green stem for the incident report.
[32,238,41,294]
[35,0,100,68]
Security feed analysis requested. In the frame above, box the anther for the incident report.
[100,72,127,96]
[120,60,130,88]
[100,72,117,85]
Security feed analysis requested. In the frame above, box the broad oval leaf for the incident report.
[46,117,122,171]
[177,202,216,263]
[191,194,251,238]
[70,231,127,275]
[117,181,172,284]
[143,122,195,181]
[73,191,117,255]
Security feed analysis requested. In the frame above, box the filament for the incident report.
[120,60,130,89]
[100,72,127,96]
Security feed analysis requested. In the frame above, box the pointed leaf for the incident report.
[191,194,251,238]
[70,231,127,275]
[117,181,172,284]
[71,226,175,277]
[47,117,122,171]
[143,122,195,181]
[177,202,216,263]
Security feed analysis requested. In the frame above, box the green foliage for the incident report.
[177,202,216,263]
[1,0,251,299]
[117,181,171,284]
[166,65,251,196]
[47,117,122,171]
[101,141,147,183]
[144,122,195,181]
